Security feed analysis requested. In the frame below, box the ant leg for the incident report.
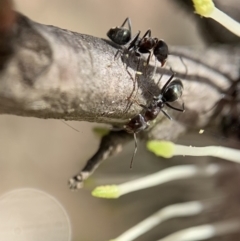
[132,56,141,97]
[135,53,142,73]
[127,95,146,108]
[115,30,140,61]
[161,72,175,93]
[114,48,124,60]
[141,29,152,39]
[124,68,138,113]
[157,71,164,86]
[130,133,138,168]
[150,56,158,79]
[121,17,128,27]
[166,102,185,112]
[161,109,172,120]
[136,49,152,78]
[121,17,131,29]
[120,17,132,39]
[127,31,141,50]
[126,18,132,36]
[145,50,153,66]
[133,53,143,95]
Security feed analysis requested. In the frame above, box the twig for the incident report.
[0,12,239,134]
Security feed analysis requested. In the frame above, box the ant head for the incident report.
[163,79,183,103]
[107,27,131,45]
[153,40,168,66]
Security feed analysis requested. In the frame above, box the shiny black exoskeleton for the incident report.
[152,78,184,119]
[107,17,132,45]
[124,114,148,134]
[107,19,168,68]
[127,72,184,132]
[124,72,184,167]
[128,29,169,67]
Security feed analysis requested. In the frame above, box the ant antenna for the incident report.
[161,109,172,120]
[61,120,79,132]
[166,102,185,112]
[130,133,138,169]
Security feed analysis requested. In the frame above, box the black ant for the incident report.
[107,17,132,46]
[128,29,168,68]
[124,72,184,168]
[67,74,184,190]
[107,17,140,62]
[107,18,168,68]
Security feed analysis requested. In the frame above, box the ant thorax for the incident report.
[156,99,165,109]
[153,95,164,108]
[144,102,161,122]
[124,114,149,134]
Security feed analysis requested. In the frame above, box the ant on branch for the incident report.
[107,18,170,106]
[107,18,169,68]
[68,72,185,190]
[68,19,185,191]
[124,71,184,168]
[127,29,168,68]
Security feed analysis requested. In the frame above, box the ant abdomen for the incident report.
[153,40,168,66]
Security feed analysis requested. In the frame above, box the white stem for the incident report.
[118,164,218,196]
[114,201,204,241]
[211,8,240,37]
[118,165,196,196]
[156,220,240,241]
[174,145,240,163]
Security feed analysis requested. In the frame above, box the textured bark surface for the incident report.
[0,12,240,141]
[1,2,240,241]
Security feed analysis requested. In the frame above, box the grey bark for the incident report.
[1,12,240,140]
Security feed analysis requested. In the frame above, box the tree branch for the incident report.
[0,12,240,140]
